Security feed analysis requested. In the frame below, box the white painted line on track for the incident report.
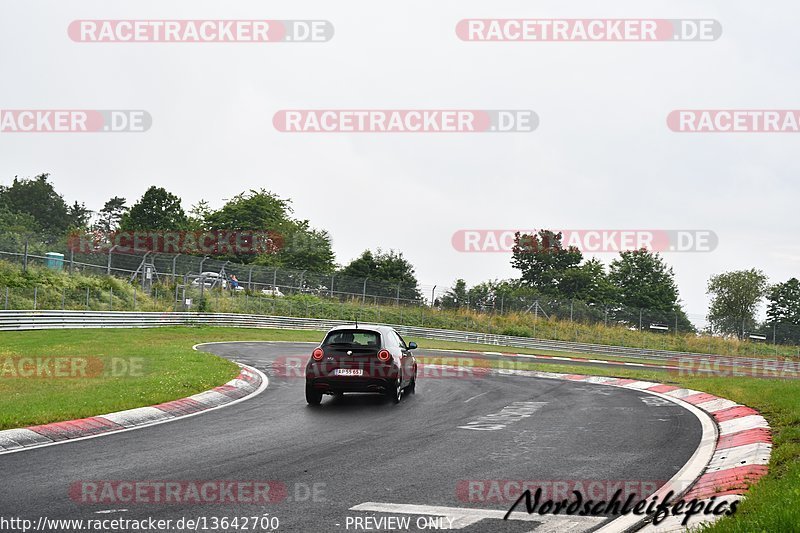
[350,502,606,531]
[463,391,489,403]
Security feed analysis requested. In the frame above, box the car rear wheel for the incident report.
[407,375,416,394]
[305,384,322,405]
[388,376,403,404]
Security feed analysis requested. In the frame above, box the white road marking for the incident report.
[350,502,606,531]
[464,391,489,403]
[94,509,128,514]
[458,401,547,431]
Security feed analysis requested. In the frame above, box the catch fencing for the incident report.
[0,310,784,367]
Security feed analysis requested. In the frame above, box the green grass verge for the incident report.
[0,326,797,530]
[0,327,246,430]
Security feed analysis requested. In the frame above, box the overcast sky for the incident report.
[1,1,798,323]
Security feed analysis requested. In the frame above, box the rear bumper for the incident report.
[306,362,399,394]
[307,377,396,393]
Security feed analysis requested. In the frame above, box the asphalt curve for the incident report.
[0,341,701,533]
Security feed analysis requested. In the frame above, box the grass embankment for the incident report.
[2,260,798,359]
[0,328,245,430]
[0,326,797,529]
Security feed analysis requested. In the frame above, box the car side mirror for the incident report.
[408,342,417,350]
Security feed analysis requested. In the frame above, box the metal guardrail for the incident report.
[0,310,779,366]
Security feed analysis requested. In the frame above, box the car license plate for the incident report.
[334,369,363,376]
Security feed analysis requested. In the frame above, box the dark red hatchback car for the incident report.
[305,325,418,405]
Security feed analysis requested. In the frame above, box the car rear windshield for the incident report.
[322,330,381,348]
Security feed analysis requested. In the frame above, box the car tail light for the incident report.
[312,348,324,361]
[377,350,391,362]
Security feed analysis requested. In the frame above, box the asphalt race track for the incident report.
[0,341,702,533]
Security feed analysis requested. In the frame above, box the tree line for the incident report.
[0,174,423,300]
[1,174,798,341]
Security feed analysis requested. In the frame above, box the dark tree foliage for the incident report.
[119,186,189,231]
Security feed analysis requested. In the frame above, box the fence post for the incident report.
[109,287,113,310]
[107,251,112,275]
[362,278,368,304]
[133,288,137,310]
[33,286,37,310]
[330,275,335,298]
[4,287,8,310]
[69,249,74,274]
[570,300,574,323]
[773,322,778,356]
[639,309,643,332]
[23,237,29,272]
[61,288,66,310]
[86,287,90,309]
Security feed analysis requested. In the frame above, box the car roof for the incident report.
[327,324,393,334]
